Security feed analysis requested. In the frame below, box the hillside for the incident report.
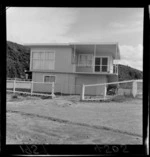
[118,64,143,81]
[6,41,143,80]
[7,41,30,78]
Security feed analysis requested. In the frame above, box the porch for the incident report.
[71,43,120,75]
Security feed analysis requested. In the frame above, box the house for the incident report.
[25,42,120,95]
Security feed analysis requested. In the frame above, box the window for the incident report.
[44,75,56,83]
[32,51,55,70]
[78,54,93,66]
[95,57,108,72]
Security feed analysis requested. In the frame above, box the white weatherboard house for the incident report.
[25,43,121,95]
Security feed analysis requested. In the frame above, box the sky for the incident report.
[6,7,144,71]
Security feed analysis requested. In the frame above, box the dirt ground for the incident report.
[6,93,142,144]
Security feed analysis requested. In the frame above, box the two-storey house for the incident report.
[25,42,120,95]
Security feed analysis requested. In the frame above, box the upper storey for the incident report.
[25,42,120,75]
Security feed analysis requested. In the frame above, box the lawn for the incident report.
[6,93,142,144]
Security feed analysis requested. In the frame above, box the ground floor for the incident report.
[32,72,118,95]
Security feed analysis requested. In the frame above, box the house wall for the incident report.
[32,72,76,94]
[30,46,75,73]
[75,74,107,96]
[32,72,108,95]
[76,66,93,72]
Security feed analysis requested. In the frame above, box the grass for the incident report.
[110,95,134,102]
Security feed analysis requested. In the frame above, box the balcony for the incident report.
[71,43,120,75]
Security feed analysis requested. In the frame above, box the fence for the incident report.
[81,79,143,101]
[6,79,82,97]
[7,79,55,97]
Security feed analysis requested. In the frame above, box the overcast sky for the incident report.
[6,7,143,71]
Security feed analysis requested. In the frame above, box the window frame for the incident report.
[43,75,56,83]
[94,56,109,72]
[32,50,55,70]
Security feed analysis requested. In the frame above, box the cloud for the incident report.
[109,22,126,29]
[7,7,78,44]
[118,44,143,71]
[108,10,143,35]
[109,20,143,35]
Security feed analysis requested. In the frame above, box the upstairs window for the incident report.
[95,57,108,72]
[78,54,93,66]
[32,51,55,70]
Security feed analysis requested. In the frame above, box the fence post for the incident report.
[104,84,107,100]
[132,80,137,98]
[51,82,55,98]
[31,81,33,95]
[13,78,16,93]
[80,84,85,101]
[61,83,63,96]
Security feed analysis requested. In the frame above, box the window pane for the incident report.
[95,58,100,65]
[33,52,40,59]
[33,60,40,69]
[102,66,107,72]
[41,52,45,60]
[79,55,86,65]
[87,59,92,65]
[87,55,93,65]
[87,55,92,60]
[95,66,100,72]
[44,76,50,82]
[45,52,55,60]
[44,76,55,82]
[45,52,49,59]
[102,58,108,65]
[49,76,55,82]
[40,60,45,69]
[50,52,55,60]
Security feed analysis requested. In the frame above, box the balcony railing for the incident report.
[75,64,118,74]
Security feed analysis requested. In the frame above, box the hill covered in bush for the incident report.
[6,41,143,80]
[7,41,30,78]
[118,64,143,81]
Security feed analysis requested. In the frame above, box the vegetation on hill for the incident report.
[118,64,143,81]
[7,41,30,78]
[6,41,143,80]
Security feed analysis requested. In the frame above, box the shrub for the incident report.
[12,94,18,99]
[107,84,119,95]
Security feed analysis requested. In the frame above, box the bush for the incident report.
[11,94,18,99]
[107,84,119,95]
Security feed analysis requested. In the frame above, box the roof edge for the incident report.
[24,42,119,47]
